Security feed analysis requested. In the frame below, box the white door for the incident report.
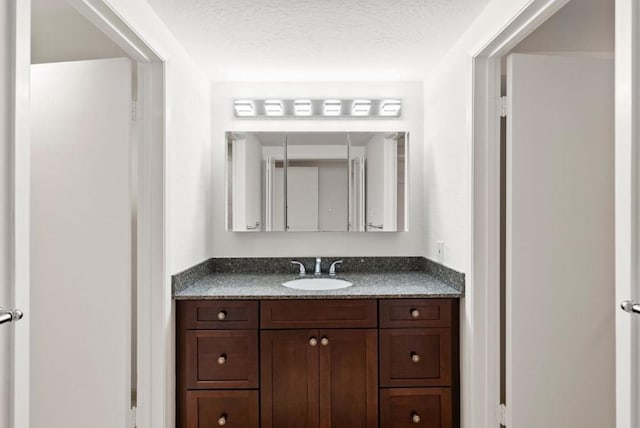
[287,167,319,231]
[615,0,640,425]
[506,53,615,427]
[30,58,132,428]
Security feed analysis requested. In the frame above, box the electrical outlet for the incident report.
[437,241,444,263]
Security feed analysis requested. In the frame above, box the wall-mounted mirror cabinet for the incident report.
[226,131,408,232]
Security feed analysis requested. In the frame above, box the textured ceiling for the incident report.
[144,0,490,81]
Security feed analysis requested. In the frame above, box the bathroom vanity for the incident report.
[174,258,463,428]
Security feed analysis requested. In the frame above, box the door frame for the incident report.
[10,1,31,427]
[11,1,167,427]
[469,0,572,426]
[471,0,638,426]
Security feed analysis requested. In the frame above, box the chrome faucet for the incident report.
[314,257,322,275]
[291,261,306,276]
[329,260,343,276]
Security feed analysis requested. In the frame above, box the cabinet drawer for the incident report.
[184,330,258,389]
[261,299,377,328]
[178,300,258,330]
[380,388,452,428]
[380,328,452,387]
[186,390,259,428]
[379,299,453,328]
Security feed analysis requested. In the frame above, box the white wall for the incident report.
[32,0,126,64]
[104,0,212,275]
[0,2,10,427]
[165,51,212,274]
[423,0,615,273]
[423,0,570,272]
[512,0,614,54]
[210,81,423,257]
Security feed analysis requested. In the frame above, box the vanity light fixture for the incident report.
[380,99,402,116]
[323,100,342,116]
[294,100,312,116]
[233,99,402,118]
[352,99,372,116]
[264,100,284,116]
[234,100,255,116]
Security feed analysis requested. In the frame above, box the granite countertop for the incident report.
[174,272,461,300]
[173,257,464,300]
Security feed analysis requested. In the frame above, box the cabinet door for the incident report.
[261,330,320,428]
[318,329,378,428]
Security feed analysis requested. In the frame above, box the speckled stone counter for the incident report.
[173,257,464,300]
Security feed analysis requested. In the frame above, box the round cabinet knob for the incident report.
[217,354,226,365]
[320,337,329,346]
[412,412,421,424]
[217,311,227,321]
[410,309,420,319]
[218,414,227,426]
[309,337,318,347]
[411,353,420,363]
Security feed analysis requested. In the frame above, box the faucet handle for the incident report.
[291,261,306,276]
[329,260,343,276]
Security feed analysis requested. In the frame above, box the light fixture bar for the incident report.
[233,99,402,118]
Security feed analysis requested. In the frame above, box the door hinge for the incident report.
[498,403,507,426]
[130,406,137,428]
[499,96,508,118]
[131,100,138,121]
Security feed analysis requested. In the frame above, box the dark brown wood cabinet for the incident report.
[177,298,459,428]
[379,299,459,428]
[261,328,378,428]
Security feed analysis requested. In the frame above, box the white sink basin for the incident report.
[282,277,353,291]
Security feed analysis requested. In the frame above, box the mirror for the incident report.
[286,132,349,232]
[226,131,408,232]
[227,132,286,232]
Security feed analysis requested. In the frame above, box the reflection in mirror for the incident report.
[226,132,286,231]
[349,132,407,232]
[286,132,348,232]
[226,131,408,232]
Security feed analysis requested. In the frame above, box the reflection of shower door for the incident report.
[232,137,263,231]
[365,136,397,232]
[264,157,285,232]
[349,157,365,231]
